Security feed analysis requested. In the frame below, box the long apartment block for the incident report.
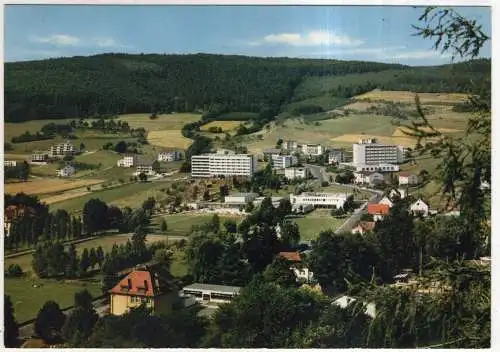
[191,150,256,178]
[353,138,406,165]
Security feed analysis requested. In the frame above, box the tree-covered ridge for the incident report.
[6,53,405,122]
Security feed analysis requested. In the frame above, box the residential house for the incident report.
[367,203,390,222]
[327,148,345,165]
[278,251,302,263]
[4,204,36,237]
[272,154,298,169]
[354,171,385,186]
[31,150,49,163]
[389,188,407,200]
[284,167,309,180]
[117,155,138,167]
[57,165,75,177]
[398,172,419,185]
[157,150,182,162]
[283,140,299,152]
[351,221,375,235]
[410,199,430,217]
[301,143,325,156]
[378,196,394,208]
[278,252,314,283]
[109,268,177,316]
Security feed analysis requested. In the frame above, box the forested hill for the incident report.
[4,53,490,122]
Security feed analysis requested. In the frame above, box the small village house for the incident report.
[354,171,385,186]
[378,196,394,208]
[157,150,182,162]
[117,155,138,167]
[367,203,390,222]
[278,252,314,283]
[351,221,375,235]
[398,172,419,185]
[410,198,430,217]
[57,165,75,177]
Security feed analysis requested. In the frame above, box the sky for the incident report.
[4,5,491,65]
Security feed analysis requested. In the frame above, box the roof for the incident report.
[278,251,302,262]
[367,203,390,215]
[109,270,161,297]
[356,221,375,231]
[183,283,242,294]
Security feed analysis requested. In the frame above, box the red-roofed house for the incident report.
[367,203,390,222]
[109,268,177,316]
[398,172,419,185]
[278,252,302,263]
[351,221,376,235]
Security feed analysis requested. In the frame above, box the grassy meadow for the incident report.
[294,209,346,241]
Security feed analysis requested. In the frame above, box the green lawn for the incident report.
[4,277,102,324]
[170,249,188,277]
[294,209,346,241]
[154,213,244,236]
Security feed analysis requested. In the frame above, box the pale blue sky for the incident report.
[4,5,491,65]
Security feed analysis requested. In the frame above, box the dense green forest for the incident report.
[4,53,489,123]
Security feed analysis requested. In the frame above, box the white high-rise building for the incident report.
[352,138,405,165]
[191,150,256,178]
[301,144,325,156]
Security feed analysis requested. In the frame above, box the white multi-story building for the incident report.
[301,143,325,156]
[31,151,49,163]
[4,160,17,167]
[272,154,298,169]
[57,165,75,177]
[353,138,406,165]
[117,155,138,167]
[158,151,182,162]
[290,192,352,209]
[191,150,256,178]
[328,149,345,164]
[49,141,76,158]
[284,167,309,180]
[283,140,299,152]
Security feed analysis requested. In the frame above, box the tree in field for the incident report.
[4,295,19,347]
[79,142,85,152]
[263,256,297,288]
[34,300,66,343]
[82,199,109,235]
[219,184,229,199]
[209,214,220,233]
[79,248,90,276]
[279,221,300,250]
[223,219,237,234]
[114,141,127,153]
[203,190,210,201]
[152,160,161,173]
[74,289,93,310]
[89,247,98,270]
[160,219,168,232]
[138,172,148,182]
[62,290,98,345]
[106,206,123,231]
[65,243,79,278]
[96,246,105,269]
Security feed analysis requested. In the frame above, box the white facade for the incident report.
[328,149,345,164]
[399,173,419,185]
[136,164,155,176]
[31,151,49,163]
[301,144,325,156]
[353,138,405,165]
[181,283,241,305]
[117,155,137,167]
[378,196,394,208]
[191,152,256,178]
[290,192,352,209]
[272,154,298,169]
[284,140,299,151]
[354,172,385,185]
[57,165,75,177]
[4,160,17,167]
[410,199,430,217]
[292,267,314,283]
[224,193,257,205]
[389,188,407,200]
[49,142,76,157]
[352,163,400,172]
[158,151,182,162]
[284,167,308,180]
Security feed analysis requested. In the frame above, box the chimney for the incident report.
[128,278,132,289]
[144,280,148,291]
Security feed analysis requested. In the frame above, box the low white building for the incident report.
[272,154,298,169]
[398,172,419,185]
[284,167,309,180]
[290,192,352,209]
[292,203,314,214]
[4,160,17,167]
[158,151,182,162]
[117,155,137,167]
[181,283,241,305]
[57,165,75,177]
[410,199,430,217]
[301,143,325,156]
[224,193,257,206]
[351,163,400,173]
[354,171,385,186]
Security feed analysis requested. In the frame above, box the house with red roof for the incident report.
[109,267,177,316]
[278,251,302,263]
[367,203,390,222]
[351,221,376,235]
[398,172,419,185]
[277,252,315,283]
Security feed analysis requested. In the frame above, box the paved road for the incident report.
[18,298,109,338]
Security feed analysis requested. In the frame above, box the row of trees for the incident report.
[4,161,30,181]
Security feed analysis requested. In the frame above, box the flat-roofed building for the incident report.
[284,167,308,180]
[191,151,256,178]
[158,151,182,162]
[49,141,76,158]
[290,192,352,209]
[283,140,299,152]
[328,148,345,164]
[263,148,282,161]
[181,283,241,304]
[353,138,405,165]
[272,154,298,169]
[117,155,138,167]
[224,192,257,206]
[301,143,325,156]
[31,151,49,163]
[4,160,17,167]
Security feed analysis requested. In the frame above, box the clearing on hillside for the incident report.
[200,120,241,132]
[354,90,469,104]
[119,113,201,131]
[4,178,103,195]
[147,130,193,149]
